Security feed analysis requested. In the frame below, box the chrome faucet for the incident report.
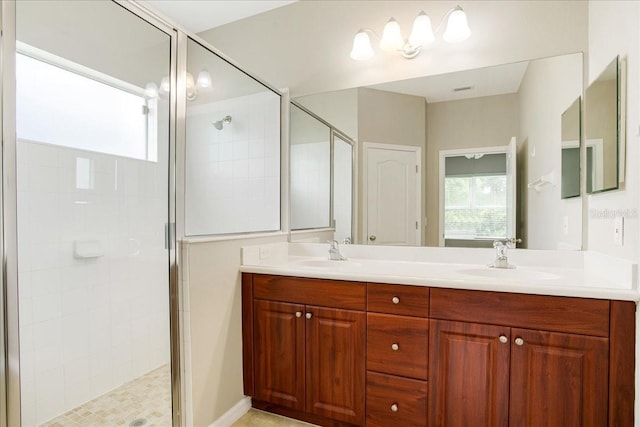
[328,240,347,261]
[490,238,521,269]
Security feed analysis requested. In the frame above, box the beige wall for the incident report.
[181,235,287,426]
[295,89,359,140]
[518,54,583,250]
[425,94,519,246]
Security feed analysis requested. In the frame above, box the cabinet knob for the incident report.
[499,335,508,344]
[392,296,400,304]
[295,311,302,318]
[390,403,398,412]
[515,337,524,346]
[305,312,313,319]
[391,343,399,351]
[369,234,377,241]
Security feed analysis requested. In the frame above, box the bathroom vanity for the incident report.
[240,244,637,427]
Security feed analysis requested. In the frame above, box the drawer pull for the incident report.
[499,335,508,344]
[392,296,400,304]
[295,311,302,318]
[390,403,399,412]
[305,312,313,319]
[515,337,524,346]
[391,343,399,351]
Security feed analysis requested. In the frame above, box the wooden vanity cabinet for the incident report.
[429,288,627,427]
[244,274,366,426]
[243,274,636,427]
[365,284,429,427]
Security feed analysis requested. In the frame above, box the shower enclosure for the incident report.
[2,1,179,426]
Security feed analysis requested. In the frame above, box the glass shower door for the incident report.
[13,2,176,425]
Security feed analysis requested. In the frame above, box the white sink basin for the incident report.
[459,267,560,281]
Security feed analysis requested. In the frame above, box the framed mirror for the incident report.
[296,52,584,250]
[585,56,620,194]
[561,97,581,199]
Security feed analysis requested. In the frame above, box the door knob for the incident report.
[295,311,302,318]
[305,312,313,319]
[515,337,524,346]
[499,335,508,344]
[369,235,377,241]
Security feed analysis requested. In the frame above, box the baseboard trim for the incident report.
[209,396,252,427]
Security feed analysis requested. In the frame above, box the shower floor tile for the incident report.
[41,364,172,427]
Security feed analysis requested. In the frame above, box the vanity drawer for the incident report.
[367,283,429,317]
[430,288,610,337]
[367,313,428,380]
[366,372,427,427]
[253,274,365,310]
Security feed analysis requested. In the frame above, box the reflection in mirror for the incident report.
[443,153,508,248]
[296,52,583,250]
[586,56,619,193]
[290,104,331,230]
[333,133,354,242]
[561,97,581,199]
[184,38,281,236]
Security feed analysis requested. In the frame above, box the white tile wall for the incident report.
[185,91,281,236]
[17,140,171,426]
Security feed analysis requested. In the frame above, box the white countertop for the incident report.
[240,243,640,302]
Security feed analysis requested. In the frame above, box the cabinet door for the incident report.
[254,300,305,410]
[509,328,609,427]
[305,305,365,425]
[429,320,510,427]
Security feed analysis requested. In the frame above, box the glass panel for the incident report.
[16,1,173,425]
[333,134,353,243]
[185,38,281,236]
[290,104,331,230]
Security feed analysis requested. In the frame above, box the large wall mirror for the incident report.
[585,56,621,194]
[295,52,584,251]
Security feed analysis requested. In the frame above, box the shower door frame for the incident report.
[0,1,182,426]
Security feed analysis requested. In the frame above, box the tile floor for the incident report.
[41,365,172,427]
[232,409,318,427]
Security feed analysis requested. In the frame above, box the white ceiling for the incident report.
[144,0,297,33]
[368,60,530,103]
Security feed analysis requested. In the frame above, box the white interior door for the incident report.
[506,136,517,239]
[364,143,421,246]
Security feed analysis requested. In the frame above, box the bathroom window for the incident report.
[16,49,156,161]
[444,175,507,239]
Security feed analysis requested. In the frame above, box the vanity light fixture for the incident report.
[350,5,471,60]
[145,69,213,101]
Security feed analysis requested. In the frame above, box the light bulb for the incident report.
[159,77,170,94]
[380,18,404,52]
[409,11,434,47]
[144,82,159,98]
[185,73,197,101]
[443,7,471,43]
[350,30,374,60]
[197,69,212,89]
